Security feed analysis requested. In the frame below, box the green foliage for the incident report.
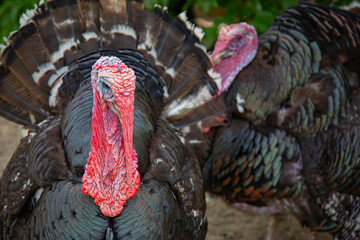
[144,0,356,49]
[0,0,38,43]
[195,0,299,48]
[0,0,356,49]
[142,0,299,48]
[169,0,298,48]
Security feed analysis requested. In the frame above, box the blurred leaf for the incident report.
[143,0,158,10]
[194,0,218,13]
[0,0,38,43]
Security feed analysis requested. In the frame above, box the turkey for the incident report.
[0,0,216,238]
[185,3,360,240]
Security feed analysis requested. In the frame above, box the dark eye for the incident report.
[100,79,111,90]
[99,78,115,101]
[234,36,242,41]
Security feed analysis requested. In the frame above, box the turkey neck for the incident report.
[82,58,140,218]
[92,83,137,187]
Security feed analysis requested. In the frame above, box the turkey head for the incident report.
[211,23,258,95]
[82,56,140,217]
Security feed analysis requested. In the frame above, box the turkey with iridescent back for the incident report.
[187,3,360,240]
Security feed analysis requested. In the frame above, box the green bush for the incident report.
[0,0,39,43]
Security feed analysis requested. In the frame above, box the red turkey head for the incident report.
[211,23,258,95]
[82,56,140,217]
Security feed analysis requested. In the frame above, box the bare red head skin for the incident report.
[82,56,140,217]
[211,23,258,95]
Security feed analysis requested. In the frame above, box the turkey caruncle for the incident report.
[175,3,360,240]
[0,0,221,238]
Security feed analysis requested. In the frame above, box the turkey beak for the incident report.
[213,49,235,64]
[109,102,123,125]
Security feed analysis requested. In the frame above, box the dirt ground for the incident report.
[0,117,332,240]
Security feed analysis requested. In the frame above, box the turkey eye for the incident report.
[235,36,242,41]
[100,79,111,90]
[99,78,115,101]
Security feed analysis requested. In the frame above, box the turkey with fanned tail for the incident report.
[0,0,217,238]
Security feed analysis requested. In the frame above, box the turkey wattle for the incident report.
[81,56,140,217]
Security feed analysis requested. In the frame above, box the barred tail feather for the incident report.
[0,0,218,129]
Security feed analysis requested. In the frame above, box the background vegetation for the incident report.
[0,0,355,49]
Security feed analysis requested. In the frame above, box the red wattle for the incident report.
[82,57,139,217]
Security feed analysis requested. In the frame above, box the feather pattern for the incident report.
[200,4,360,240]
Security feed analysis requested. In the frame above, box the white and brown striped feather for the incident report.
[0,0,218,129]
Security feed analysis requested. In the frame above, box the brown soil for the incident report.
[0,117,332,239]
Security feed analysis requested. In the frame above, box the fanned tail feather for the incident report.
[0,0,218,129]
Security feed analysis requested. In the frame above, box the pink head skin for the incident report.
[211,23,258,95]
[82,56,140,217]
